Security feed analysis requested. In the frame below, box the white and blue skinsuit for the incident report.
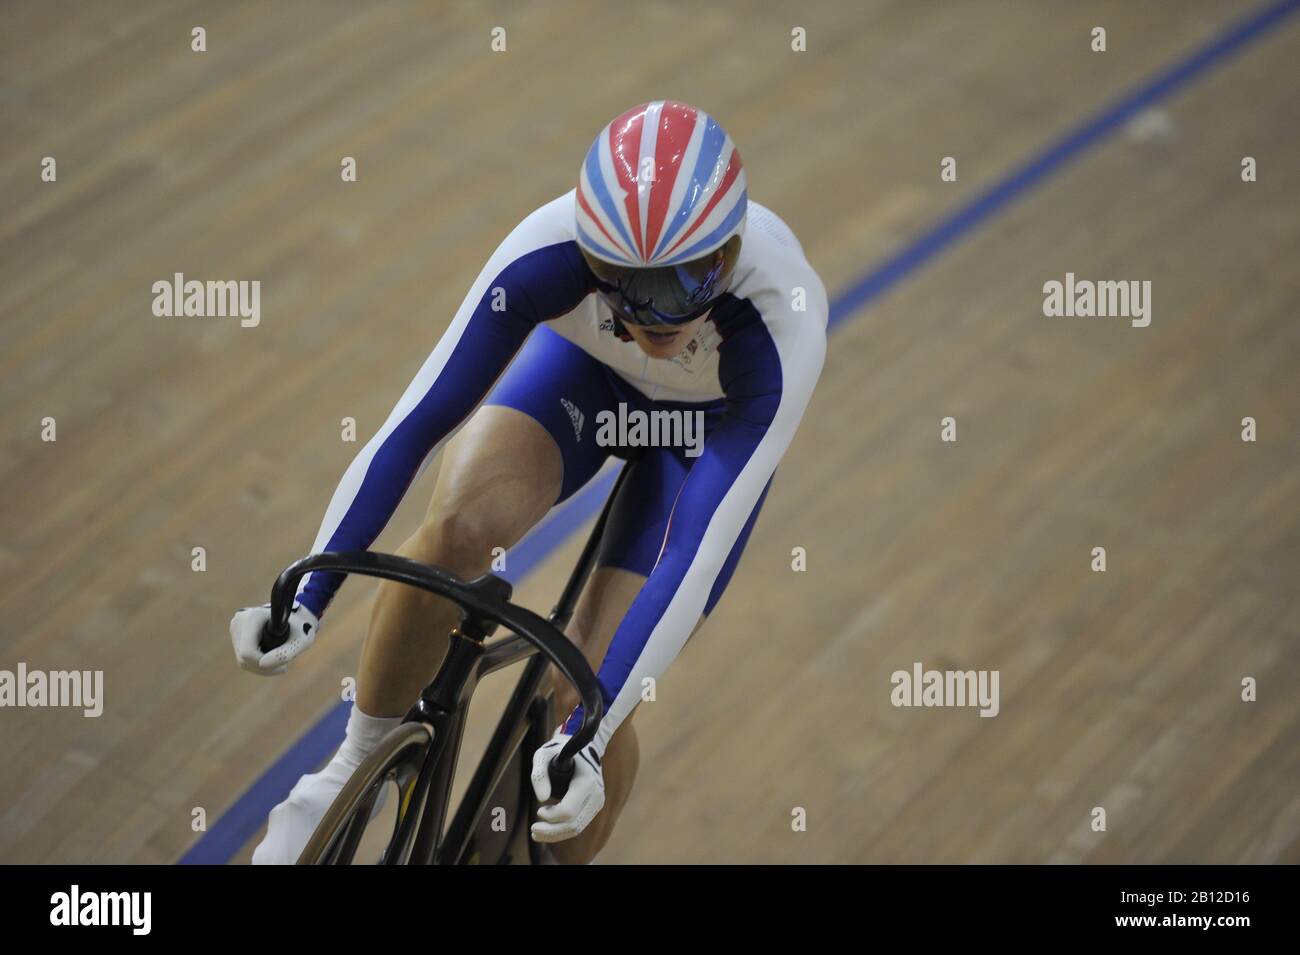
[295,191,827,751]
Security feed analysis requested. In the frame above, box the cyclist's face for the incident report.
[624,311,710,359]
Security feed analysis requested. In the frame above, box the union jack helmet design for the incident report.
[575,101,748,268]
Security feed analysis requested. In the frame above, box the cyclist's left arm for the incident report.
[570,301,827,753]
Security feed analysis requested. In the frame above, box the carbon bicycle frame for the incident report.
[379,462,631,865]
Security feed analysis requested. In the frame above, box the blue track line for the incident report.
[180,0,1299,864]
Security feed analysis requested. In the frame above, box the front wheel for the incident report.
[458,693,555,865]
[296,721,433,865]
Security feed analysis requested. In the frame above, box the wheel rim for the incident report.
[297,722,433,865]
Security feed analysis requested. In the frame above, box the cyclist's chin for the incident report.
[628,316,706,359]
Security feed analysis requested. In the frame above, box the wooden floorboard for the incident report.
[0,0,1295,863]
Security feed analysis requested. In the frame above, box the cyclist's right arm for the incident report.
[293,231,592,619]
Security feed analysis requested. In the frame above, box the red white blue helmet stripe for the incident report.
[576,101,747,267]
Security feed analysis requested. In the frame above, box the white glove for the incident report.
[530,727,606,843]
[230,603,320,676]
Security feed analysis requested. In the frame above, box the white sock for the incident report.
[335,705,402,770]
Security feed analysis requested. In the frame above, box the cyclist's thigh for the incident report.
[548,441,774,864]
[480,325,616,502]
[559,451,768,726]
[596,446,773,616]
[427,326,616,530]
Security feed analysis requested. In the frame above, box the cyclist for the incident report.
[231,101,827,863]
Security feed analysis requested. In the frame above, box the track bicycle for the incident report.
[258,465,632,864]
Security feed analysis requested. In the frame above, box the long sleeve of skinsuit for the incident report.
[564,284,828,755]
[295,203,592,617]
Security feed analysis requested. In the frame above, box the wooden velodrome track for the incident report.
[1,1,1296,864]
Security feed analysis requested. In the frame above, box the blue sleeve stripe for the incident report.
[569,302,825,750]
[297,241,591,616]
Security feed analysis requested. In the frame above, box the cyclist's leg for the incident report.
[548,565,647,864]
[545,447,684,864]
[547,445,772,864]
[358,326,616,717]
[255,410,566,865]
[254,328,613,864]
[354,408,562,715]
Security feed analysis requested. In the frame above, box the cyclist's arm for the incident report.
[568,300,828,751]
[296,234,592,618]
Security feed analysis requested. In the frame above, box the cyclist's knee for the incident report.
[413,505,508,578]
